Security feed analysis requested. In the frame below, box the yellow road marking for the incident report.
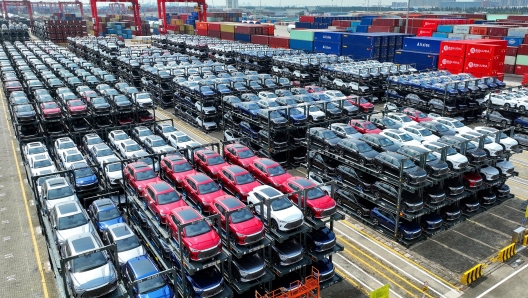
[334,267,370,295]
[337,235,433,298]
[0,88,50,298]
[340,219,459,290]
[156,109,215,144]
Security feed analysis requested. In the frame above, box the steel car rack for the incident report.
[14,122,45,140]
[264,234,312,278]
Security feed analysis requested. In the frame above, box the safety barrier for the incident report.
[497,243,517,262]
[523,234,528,246]
[460,264,483,285]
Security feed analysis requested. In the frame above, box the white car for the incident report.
[29,153,57,176]
[495,159,515,175]
[59,149,85,170]
[155,123,179,141]
[195,101,217,115]
[132,126,155,146]
[108,130,131,149]
[421,141,469,170]
[307,172,332,195]
[247,185,303,232]
[103,223,146,267]
[102,156,123,187]
[380,129,422,147]
[144,136,176,154]
[324,90,348,100]
[168,132,195,149]
[300,103,326,122]
[258,91,278,100]
[195,117,218,131]
[328,123,361,139]
[130,151,160,172]
[399,125,439,142]
[50,201,93,247]
[118,140,144,159]
[54,137,77,157]
[488,93,521,108]
[457,131,504,157]
[40,177,78,215]
[384,102,399,112]
[480,165,500,181]
[224,130,236,141]
[90,144,118,169]
[473,126,519,152]
[82,133,105,152]
[131,92,153,108]
[435,117,472,134]
[386,112,416,127]
[23,141,47,159]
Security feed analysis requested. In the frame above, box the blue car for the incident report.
[313,258,335,284]
[385,89,404,102]
[306,227,336,253]
[514,116,528,128]
[420,213,443,232]
[239,121,260,139]
[198,86,215,97]
[214,84,231,95]
[309,93,332,102]
[278,108,307,125]
[122,255,174,298]
[370,207,422,241]
[88,198,125,233]
[238,102,260,119]
[183,266,224,298]
[69,161,98,192]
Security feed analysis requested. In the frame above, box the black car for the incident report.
[477,189,497,205]
[419,121,456,137]
[318,102,342,118]
[308,127,342,152]
[361,134,400,153]
[460,196,480,213]
[335,165,376,192]
[493,183,510,198]
[89,97,111,114]
[369,116,401,130]
[444,177,465,196]
[438,135,487,163]
[423,184,446,204]
[372,152,427,184]
[259,130,288,149]
[336,138,379,166]
[440,204,462,222]
[308,151,340,174]
[371,181,424,213]
[257,109,288,128]
[334,189,376,217]
[110,95,133,110]
[14,104,37,122]
[231,252,266,282]
[271,238,303,266]
[397,146,449,177]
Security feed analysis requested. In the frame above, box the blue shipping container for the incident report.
[436,25,453,33]
[290,39,314,52]
[351,21,361,26]
[503,36,524,47]
[314,31,343,43]
[342,33,381,47]
[235,33,251,43]
[360,18,373,26]
[402,37,446,54]
[342,45,380,59]
[314,41,342,55]
[432,32,449,38]
[394,50,439,67]
[346,27,357,33]
[318,23,329,29]
[356,25,369,33]
[295,22,312,29]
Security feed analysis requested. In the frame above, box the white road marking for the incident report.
[475,263,528,298]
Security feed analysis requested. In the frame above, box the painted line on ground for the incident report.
[475,263,528,298]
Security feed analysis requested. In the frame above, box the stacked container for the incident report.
[290,29,316,52]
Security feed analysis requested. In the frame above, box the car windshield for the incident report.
[115,235,140,252]
[67,154,83,162]
[48,186,74,200]
[357,143,373,152]
[230,208,254,224]
[435,124,448,132]
[18,105,33,112]
[107,163,121,172]
[185,220,211,237]
[271,198,293,211]
[364,123,377,130]
[72,251,107,273]
[309,106,320,112]
[466,142,476,149]
[69,101,84,107]
[417,112,428,118]
[58,213,87,230]
[446,147,457,155]
[235,173,255,184]
[93,98,106,104]
[114,133,128,141]
[207,155,225,165]
[172,161,192,172]
[426,153,437,161]
[379,138,395,146]
[484,137,493,144]
[237,149,254,158]
[247,103,260,110]
[74,167,94,178]
[126,144,141,151]
[452,121,464,128]
[157,191,180,204]
[150,140,166,147]
[98,208,121,221]
[136,169,157,180]
[322,131,337,139]
[34,159,52,168]
[400,134,414,142]
[402,159,416,169]
[342,127,358,135]
[268,165,286,176]
[401,116,413,123]
[359,98,369,104]
[137,274,166,294]
[418,129,432,136]
[28,146,45,155]
[499,132,508,139]
[198,181,219,194]
[97,148,113,157]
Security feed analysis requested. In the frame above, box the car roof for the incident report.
[257,158,277,167]
[189,173,212,183]
[381,151,404,160]
[150,181,172,193]
[257,186,282,197]
[68,233,97,254]
[108,223,133,239]
[55,201,81,216]
[127,255,158,279]
[174,206,201,222]
[93,198,116,210]
[218,196,244,210]
[225,165,246,175]
[401,145,428,153]
[289,177,314,188]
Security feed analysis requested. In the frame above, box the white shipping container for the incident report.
[505,56,516,65]
[453,25,470,34]
[508,27,528,37]
[466,34,483,39]
[448,33,465,39]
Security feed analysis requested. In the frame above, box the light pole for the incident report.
[405,0,410,34]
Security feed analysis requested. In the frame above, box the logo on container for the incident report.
[424,22,435,26]
[442,59,460,65]
[508,39,515,44]
[469,47,491,54]
[323,35,331,39]
[467,62,487,68]
[417,42,430,48]
[322,45,332,49]
[443,45,462,52]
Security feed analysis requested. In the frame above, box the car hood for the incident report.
[235,181,262,194]
[56,223,93,243]
[231,217,264,235]
[480,166,500,175]
[158,200,187,215]
[200,189,227,205]
[107,170,122,180]
[327,138,342,146]
[71,262,116,289]
[308,195,336,211]
[423,214,443,225]
[274,207,303,222]
[367,128,383,134]
[187,268,223,288]
[405,166,427,178]
[309,228,336,242]
[170,169,196,180]
[362,150,379,160]
[423,135,440,142]
[185,230,220,250]
[238,156,259,168]
[76,175,98,185]
[382,143,401,152]
[456,126,473,133]
[153,145,176,154]
[275,241,303,255]
[399,221,422,233]
[269,173,292,186]
[17,111,36,116]
[233,255,265,272]
[309,111,326,117]
[138,285,173,298]
[402,139,422,147]
[496,160,514,170]
[118,246,146,265]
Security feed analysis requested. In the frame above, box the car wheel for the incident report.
[447,161,453,170]
[376,164,383,173]
[426,168,433,176]
[336,174,342,181]
[373,190,381,200]
[182,190,187,199]
[359,158,366,167]
[517,123,522,129]
[356,208,363,217]
[521,106,526,112]
[398,232,404,241]
[504,103,510,109]
[271,220,279,231]
[308,115,313,122]
[501,120,507,127]
[324,144,330,152]
[404,175,411,185]
[305,208,314,219]
[372,218,379,226]
[324,168,329,175]
[155,213,161,225]
[484,149,490,157]
[339,149,345,157]
[428,104,434,110]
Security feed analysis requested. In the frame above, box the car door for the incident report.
[214,203,227,230]
[146,187,157,213]
[253,163,267,183]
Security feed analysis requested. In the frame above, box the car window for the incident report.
[215,203,225,214]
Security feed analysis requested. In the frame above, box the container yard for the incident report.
[3,2,528,298]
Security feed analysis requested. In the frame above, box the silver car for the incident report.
[61,233,118,297]
[103,223,146,267]
[50,201,93,247]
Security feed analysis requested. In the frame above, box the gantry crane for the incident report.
[90,0,141,36]
[157,0,207,34]
[107,3,125,15]
[58,0,84,19]
[31,1,58,17]
[2,0,33,20]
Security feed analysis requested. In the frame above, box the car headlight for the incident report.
[314,240,323,246]
[160,212,166,217]
[189,247,200,252]
[236,232,246,237]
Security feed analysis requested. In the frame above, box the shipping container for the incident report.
[516,55,528,66]
[464,58,499,75]
[504,64,515,74]
[341,33,380,46]
[465,43,502,60]
[220,23,235,33]
[251,35,269,45]
[437,25,453,33]
[295,22,312,29]
[313,31,342,43]
[341,45,379,59]
[394,49,439,67]
[503,36,524,47]
[290,39,313,52]
[438,55,465,70]
[207,22,221,31]
[234,33,251,42]
[403,37,446,53]
[488,27,510,36]
[220,31,234,40]
[417,28,434,37]
[299,16,315,23]
[508,27,528,37]
[505,56,516,65]
[208,30,221,38]
[314,41,342,55]
[290,29,315,41]
[196,22,207,30]
[453,25,471,34]
[269,36,290,48]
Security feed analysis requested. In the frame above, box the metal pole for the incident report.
[405,0,410,34]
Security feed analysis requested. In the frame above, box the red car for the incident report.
[116,114,135,125]
[81,90,98,102]
[144,181,187,224]
[223,143,259,169]
[210,196,264,245]
[348,119,382,134]
[194,149,229,180]
[403,108,433,122]
[247,158,292,189]
[166,206,222,261]
[66,99,87,115]
[304,85,324,93]
[218,165,261,202]
[39,102,62,119]
[280,177,337,219]
[138,111,154,123]
[463,172,483,188]
[347,97,374,113]
[124,162,162,197]
[4,81,23,95]
[182,173,226,213]
[160,155,196,188]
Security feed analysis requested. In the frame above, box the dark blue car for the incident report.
[69,161,98,192]
[238,102,260,119]
[420,213,443,232]
[370,207,422,241]
[313,257,335,284]
[122,255,174,298]
[278,108,307,125]
[88,198,125,233]
[214,84,231,95]
[514,116,528,128]
[306,227,336,253]
[183,266,224,297]
[239,121,260,139]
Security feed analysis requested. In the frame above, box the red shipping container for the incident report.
[196,22,207,30]
[417,28,433,36]
[234,25,257,35]
[220,32,235,40]
[406,19,424,27]
[421,20,439,29]
[332,20,351,27]
[368,26,394,33]
[207,22,221,31]
[469,26,489,35]
[464,58,497,75]
[504,64,515,74]
[251,35,269,45]
[372,18,402,27]
[207,30,221,38]
[299,16,315,23]
[488,27,510,36]
[494,60,505,71]
[515,65,528,75]
[265,24,274,36]
[465,43,501,60]
[524,34,528,44]
[519,44,528,55]
[269,36,290,48]
[507,46,519,56]
[438,55,465,71]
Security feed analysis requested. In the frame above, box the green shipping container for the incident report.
[486,14,510,21]
[516,55,528,66]
[220,24,235,33]
[290,29,315,41]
